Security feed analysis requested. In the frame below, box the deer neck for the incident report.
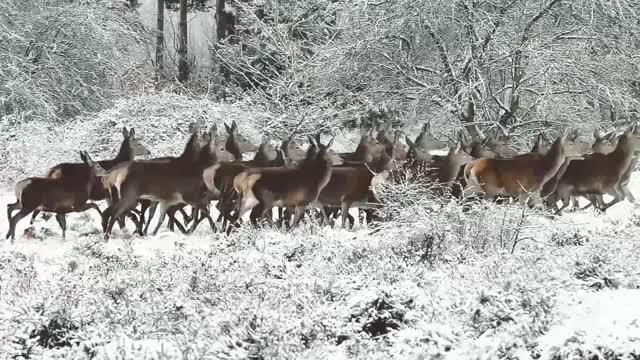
[114,138,132,162]
[607,135,635,175]
[540,140,568,184]
[226,137,242,160]
[443,155,464,184]
[87,170,98,197]
[179,134,199,162]
[305,151,333,189]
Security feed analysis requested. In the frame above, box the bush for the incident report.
[0,0,152,126]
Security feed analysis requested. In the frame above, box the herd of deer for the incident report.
[4,120,640,242]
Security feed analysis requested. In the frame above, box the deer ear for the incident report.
[79,151,87,163]
[422,122,430,133]
[231,120,238,133]
[122,127,129,139]
[129,128,135,139]
[455,142,463,152]
[307,135,316,147]
[82,151,95,166]
[224,122,232,134]
[210,124,218,136]
[327,136,335,149]
[315,133,322,146]
[406,138,414,148]
[593,129,603,139]
[189,123,199,135]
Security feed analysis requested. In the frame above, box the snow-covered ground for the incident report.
[1,174,640,359]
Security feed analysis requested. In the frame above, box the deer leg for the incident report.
[142,201,159,236]
[7,208,32,241]
[7,202,20,223]
[137,199,151,230]
[105,189,139,241]
[151,202,171,236]
[187,208,200,234]
[289,206,306,229]
[29,209,40,225]
[341,202,351,229]
[622,184,635,203]
[55,214,67,239]
[193,207,216,233]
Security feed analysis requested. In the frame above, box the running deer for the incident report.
[101,123,219,239]
[211,135,308,230]
[464,130,586,204]
[146,133,236,236]
[6,152,106,241]
[28,127,150,227]
[568,130,620,210]
[315,137,409,229]
[174,134,283,233]
[551,124,640,213]
[232,134,343,229]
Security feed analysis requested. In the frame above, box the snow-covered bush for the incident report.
[0,0,152,125]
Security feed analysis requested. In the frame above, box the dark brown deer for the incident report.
[27,127,150,227]
[145,134,236,236]
[101,123,213,239]
[171,133,284,233]
[314,137,408,229]
[464,130,586,204]
[552,125,640,213]
[232,134,343,229]
[6,152,106,241]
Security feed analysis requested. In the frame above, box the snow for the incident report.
[540,288,640,357]
[2,172,640,357]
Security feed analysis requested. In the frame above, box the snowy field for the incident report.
[1,174,640,359]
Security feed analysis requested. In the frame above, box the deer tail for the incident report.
[233,171,261,195]
[14,179,31,204]
[463,162,474,184]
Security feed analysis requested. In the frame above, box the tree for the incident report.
[155,0,164,83]
[177,0,189,83]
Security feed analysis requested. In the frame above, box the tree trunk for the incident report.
[155,0,164,83]
[216,0,226,42]
[178,0,189,83]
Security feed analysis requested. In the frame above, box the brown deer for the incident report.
[464,130,586,204]
[552,125,640,213]
[27,127,150,227]
[147,135,236,236]
[314,137,409,229]
[232,134,343,229]
[101,123,218,239]
[172,134,284,233]
[544,130,619,211]
[209,135,308,229]
[6,152,106,241]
